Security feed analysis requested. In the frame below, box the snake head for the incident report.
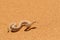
[8,23,17,33]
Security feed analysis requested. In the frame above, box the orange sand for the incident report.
[0,0,60,40]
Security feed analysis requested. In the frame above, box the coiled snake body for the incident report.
[8,20,36,32]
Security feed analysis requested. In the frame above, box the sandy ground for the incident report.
[0,0,60,40]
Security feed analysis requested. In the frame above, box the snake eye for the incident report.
[8,30,9,32]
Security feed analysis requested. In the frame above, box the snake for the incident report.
[8,20,36,32]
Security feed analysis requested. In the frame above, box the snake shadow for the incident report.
[8,26,37,33]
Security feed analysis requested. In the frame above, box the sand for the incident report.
[0,0,60,40]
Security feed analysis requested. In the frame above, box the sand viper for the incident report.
[8,20,36,32]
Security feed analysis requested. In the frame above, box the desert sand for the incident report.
[0,0,60,40]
